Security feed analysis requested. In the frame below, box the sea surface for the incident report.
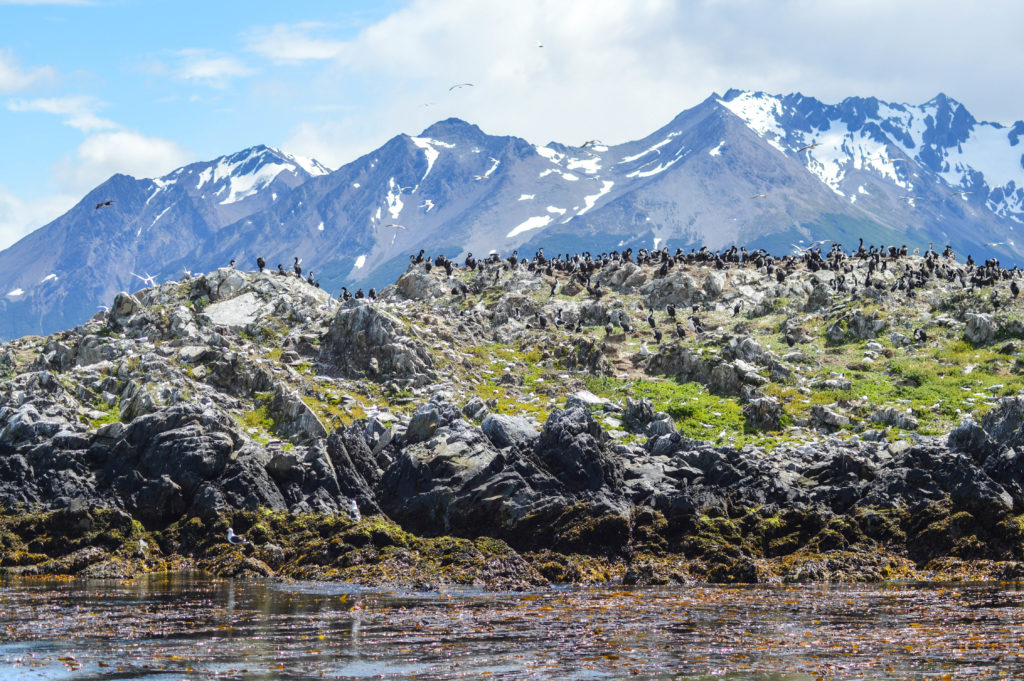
[1,573,1023,679]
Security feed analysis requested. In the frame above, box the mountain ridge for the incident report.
[2,89,1023,340]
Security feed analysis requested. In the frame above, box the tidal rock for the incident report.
[535,402,623,492]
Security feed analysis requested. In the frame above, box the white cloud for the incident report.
[7,96,117,131]
[276,0,1024,167]
[173,49,255,88]
[0,185,77,251]
[54,130,191,193]
[245,22,346,64]
[0,49,54,93]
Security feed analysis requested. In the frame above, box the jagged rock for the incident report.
[481,413,539,449]
[199,268,248,302]
[811,405,849,431]
[743,396,782,431]
[109,292,141,327]
[405,398,462,445]
[646,414,677,437]
[269,386,328,444]
[965,313,997,345]
[804,283,834,311]
[319,299,434,381]
[642,271,699,309]
[947,415,991,455]
[871,407,918,430]
[535,402,622,492]
[623,398,655,433]
[826,320,847,344]
[462,397,488,420]
[389,268,451,300]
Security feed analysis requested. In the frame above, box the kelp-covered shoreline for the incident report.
[4,495,1024,589]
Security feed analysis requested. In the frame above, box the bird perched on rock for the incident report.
[915,328,928,343]
[293,257,302,277]
[785,330,796,347]
[227,528,249,545]
[256,256,265,273]
[347,499,361,522]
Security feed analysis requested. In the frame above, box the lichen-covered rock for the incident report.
[481,413,539,449]
[965,313,997,345]
[319,299,434,381]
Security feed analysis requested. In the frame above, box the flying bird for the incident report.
[449,83,474,91]
[752,193,768,199]
[95,200,113,209]
[386,223,407,230]
[581,139,603,148]
[130,272,157,287]
[951,191,970,199]
[796,142,819,152]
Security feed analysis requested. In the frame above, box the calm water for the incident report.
[1,573,1023,680]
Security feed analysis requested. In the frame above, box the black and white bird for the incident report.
[256,256,266,273]
[227,527,249,545]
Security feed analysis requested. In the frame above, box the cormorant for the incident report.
[256,256,265,273]
[293,257,302,277]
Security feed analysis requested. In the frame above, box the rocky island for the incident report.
[3,245,1024,588]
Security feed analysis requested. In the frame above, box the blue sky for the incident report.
[1,0,1023,249]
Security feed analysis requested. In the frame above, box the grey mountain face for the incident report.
[2,90,1023,340]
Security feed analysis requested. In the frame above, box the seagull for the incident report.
[752,193,768,199]
[347,499,361,522]
[581,139,603,148]
[951,191,970,199]
[796,142,819,152]
[537,40,544,48]
[226,527,249,545]
[449,82,474,91]
[473,174,490,181]
[901,195,917,206]
[95,200,113,209]
[130,272,157,287]
[386,223,407,230]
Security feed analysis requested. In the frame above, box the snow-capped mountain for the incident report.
[1,90,1022,340]
[0,146,329,339]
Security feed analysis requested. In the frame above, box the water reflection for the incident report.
[1,574,1023,679]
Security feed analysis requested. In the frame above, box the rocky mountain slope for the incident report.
[3,244,1024,586]
[2,90,1022,342]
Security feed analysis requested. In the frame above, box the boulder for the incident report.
[481,413,540,449]
[319,299,434,381]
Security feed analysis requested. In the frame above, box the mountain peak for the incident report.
[419,117,486,142]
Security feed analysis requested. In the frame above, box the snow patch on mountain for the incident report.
[519,194,534,201]
[410,137,451,183]
[6,289,23,297]
[576,181,615,216]
[709,141,724,157]
[719,92,787,152]
[506,215,552,238]
[567,156,601,174]
[386,179,404,220]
